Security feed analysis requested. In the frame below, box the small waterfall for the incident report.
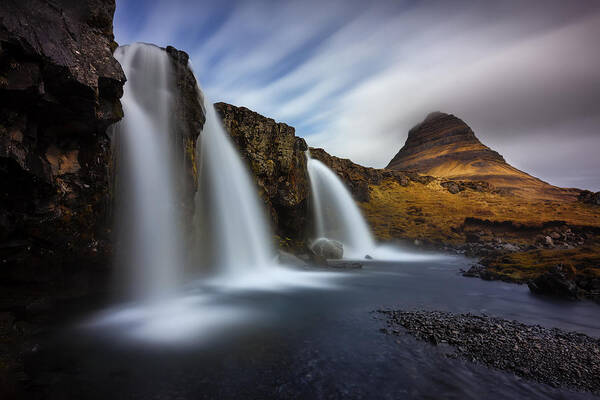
[110,43,183,300]
[306,151,376,258]
[193,98,275,278]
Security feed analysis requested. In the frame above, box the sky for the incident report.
[114,0,600,191]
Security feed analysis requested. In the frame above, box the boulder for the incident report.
[528,266,579,299]
[310,238,344,260]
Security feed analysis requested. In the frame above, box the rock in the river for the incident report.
[0,0,125,284]
[214,102,310,244]
[310,238,344,260]
[528,265,579,299]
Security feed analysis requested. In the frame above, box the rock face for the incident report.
[165,46,205,216]
[387,112,577,201]
[0,0,125,284]
[214,102,309,243]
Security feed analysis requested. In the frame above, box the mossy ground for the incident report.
[480,246,600,282]
[360,178,600,281]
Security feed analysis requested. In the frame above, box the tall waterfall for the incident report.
[193,97,275,278]
[110,43,183,300]
[306,152,376,258]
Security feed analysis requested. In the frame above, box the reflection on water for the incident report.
[30,257,600,399]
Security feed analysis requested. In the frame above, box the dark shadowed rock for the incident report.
[528,265,579,299]
[578,190,600,206]
[214,102,309,244]
[0,0,125,284]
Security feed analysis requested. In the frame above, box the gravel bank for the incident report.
[379,310,600,394]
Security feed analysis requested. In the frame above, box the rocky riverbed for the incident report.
[379,310,600,394]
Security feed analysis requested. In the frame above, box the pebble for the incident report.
[378,309,600,394]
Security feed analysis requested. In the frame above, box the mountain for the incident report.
[386,112,578,201]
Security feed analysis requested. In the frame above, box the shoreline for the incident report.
[379,309,600,395]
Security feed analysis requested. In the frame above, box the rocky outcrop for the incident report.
[387,112,577,201]
[214,102,309,243]
[165,46,205,215]
[578,190,600,206]
[0,0,125,284]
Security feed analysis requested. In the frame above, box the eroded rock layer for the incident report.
[387,112,578,201]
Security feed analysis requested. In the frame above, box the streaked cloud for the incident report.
[114,0,600,190]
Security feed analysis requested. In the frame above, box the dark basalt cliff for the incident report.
[387,112,577,201]
[0,0,125,286]
[215,102,309,244]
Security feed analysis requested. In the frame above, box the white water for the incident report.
[306,152,376,258]
[193,98,275,280]
[91,44,341,343]
[110,43,183,300]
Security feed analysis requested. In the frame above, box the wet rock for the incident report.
[277,250,308,268]
[379,309,600,394]
[0,0,124,284]
[310,238,343,260]
[528,266,579,300]
[215,103,309,244]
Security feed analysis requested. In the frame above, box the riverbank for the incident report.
[380,310,600,395]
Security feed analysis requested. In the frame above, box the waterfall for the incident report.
[306,151,376,258]
[110,43,183,300]
[193,97,275,279]
[90,44,338,344]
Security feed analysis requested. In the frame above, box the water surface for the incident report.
[27,257,600,399]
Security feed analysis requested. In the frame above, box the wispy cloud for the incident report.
[114,0,600,190]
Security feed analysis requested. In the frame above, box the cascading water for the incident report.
[306,151,376,258]
[88,44,337,344]
[110,43,183,300]
[193,98,275,279]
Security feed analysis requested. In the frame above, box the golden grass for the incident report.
[360,178,600,244]
[481,246,600,281]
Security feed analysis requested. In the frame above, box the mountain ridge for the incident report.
[386,112,578,201]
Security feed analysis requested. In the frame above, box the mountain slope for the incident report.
[386,112,578,201]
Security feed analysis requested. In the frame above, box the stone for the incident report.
[277,250,308,268]
[310,238,343,260]
[528,266,579,299]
